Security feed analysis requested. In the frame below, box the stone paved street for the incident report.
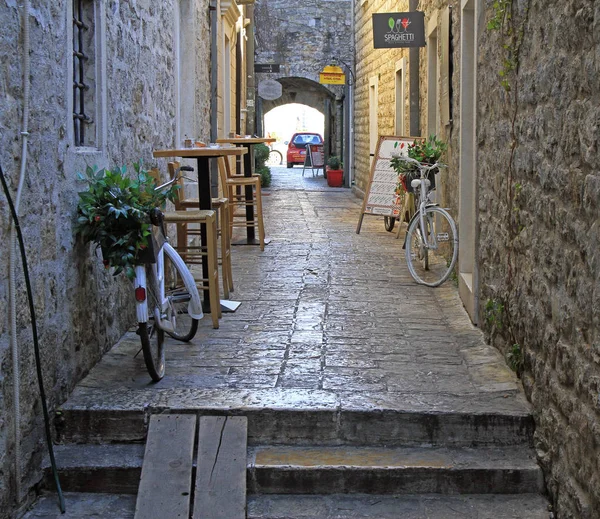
[22,166,549,519]
[64,165,529,416]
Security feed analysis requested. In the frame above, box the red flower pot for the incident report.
[326,168,344,187]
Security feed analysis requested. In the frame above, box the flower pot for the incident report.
[327,168,343,187]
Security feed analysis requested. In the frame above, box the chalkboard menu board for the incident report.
[356,135,415,233]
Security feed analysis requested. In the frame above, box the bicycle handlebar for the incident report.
[394,156,445,175]
[153,164,194,193]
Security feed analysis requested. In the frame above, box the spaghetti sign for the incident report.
[372,12,425,48]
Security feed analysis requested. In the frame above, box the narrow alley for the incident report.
[23,167,549,518]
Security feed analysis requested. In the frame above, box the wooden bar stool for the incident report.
[149,168,221,329]
[167,162,234,298]
[218,156,265,251]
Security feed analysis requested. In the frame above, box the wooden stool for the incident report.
[167,162,234,297]
[161,209,221,329]
[218,156,265,251]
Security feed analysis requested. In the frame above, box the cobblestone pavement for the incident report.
[69,165,529,416]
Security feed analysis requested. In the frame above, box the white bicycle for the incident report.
[400,157,459,287]
[134,176,204,381]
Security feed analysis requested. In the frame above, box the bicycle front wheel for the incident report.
[139,264,165,381]
[163,248,199,342]
[405,206,458,287]
[266,150,283,166]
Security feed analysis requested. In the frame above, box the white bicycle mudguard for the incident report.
[163,243,204,320]
[134,264,148,323]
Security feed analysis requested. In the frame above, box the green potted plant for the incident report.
[75,161,178,279]
[390,135,447,195]
[326,155,344,187]
[254,143,272,187]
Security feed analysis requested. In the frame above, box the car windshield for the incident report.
[293,134,321,145]
[293,133,321,147]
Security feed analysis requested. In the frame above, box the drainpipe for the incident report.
[246,4,256,135]
[9,0,31,502]
[409,0,420,137]
[209,0,218,196]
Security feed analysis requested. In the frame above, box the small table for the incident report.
[216,137,275,246]
[153,146,247,313]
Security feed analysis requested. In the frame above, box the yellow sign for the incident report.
[319,65,346,85]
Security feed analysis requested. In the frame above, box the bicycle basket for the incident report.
[403,167,438,194]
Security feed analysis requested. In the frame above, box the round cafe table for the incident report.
[153,146,247,313]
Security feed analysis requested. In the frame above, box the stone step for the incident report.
[21,491,553,519]
[45,443,543,496]
[247,493,552,519]
[21,492,136,519]
[55,388,535,447]
[248,445,544,495]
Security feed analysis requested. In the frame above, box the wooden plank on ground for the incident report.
[134,414,197,519]
[193,416,248,519]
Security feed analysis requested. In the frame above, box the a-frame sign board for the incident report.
[302,144,325,177]
[356,135,415,233]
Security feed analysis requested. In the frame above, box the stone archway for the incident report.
[258,77,342,160]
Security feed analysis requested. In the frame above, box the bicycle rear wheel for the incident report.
[405,206,458,287]
[139,264,165,381]
[163,248,199,342]
[384,216,396,232]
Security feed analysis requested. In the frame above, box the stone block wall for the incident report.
[355,0,600,516]
[477,0,600,516]
[353,0,460,221]
[254,0,353,85]
[0,1,211,516]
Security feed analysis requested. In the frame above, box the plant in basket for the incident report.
[390,135,447,195]
[75,161,178,280]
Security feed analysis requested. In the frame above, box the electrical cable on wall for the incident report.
[1,164,66,513]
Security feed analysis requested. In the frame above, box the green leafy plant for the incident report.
[257,166,272,188]
[327,156,343,170]
[506,343,524,377]
[75,161,178,280]
[390,135,447,194]
[484,298,505,330]
[254,143,270,167]
[254,143,272,187]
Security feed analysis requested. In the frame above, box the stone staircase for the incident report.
[24,396,551,519]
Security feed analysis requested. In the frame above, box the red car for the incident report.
[286,132,324,168]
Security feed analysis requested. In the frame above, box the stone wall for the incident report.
[477,0,600,517]
[353,0,460,221]
[354,0,600,516]
[254,0,353,158]
[0,1,211,516]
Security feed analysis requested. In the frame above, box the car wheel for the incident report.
[287,162,293,168]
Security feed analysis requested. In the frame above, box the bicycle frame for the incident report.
[401,158,442,250]
[133,170,203,334]
[134,245,203,329]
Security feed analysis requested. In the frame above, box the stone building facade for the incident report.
[353,0,599,517]
[253,0,353,164]
[0,1,251,516]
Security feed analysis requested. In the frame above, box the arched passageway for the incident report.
[257,77,343,162]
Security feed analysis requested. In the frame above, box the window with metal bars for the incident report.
[73,0,96,147]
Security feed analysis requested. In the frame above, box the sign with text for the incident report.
[319,64,346,85]
[356,135,416,233]
[255,63,281,73]
[258,79,282,100]
[372,12,425,48]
